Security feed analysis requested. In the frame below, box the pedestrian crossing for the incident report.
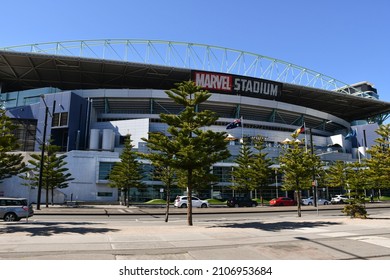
[289,227,390,250]
[348,236,390,249]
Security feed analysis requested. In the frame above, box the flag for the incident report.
[226,118,242,130]
[294,125,305,134]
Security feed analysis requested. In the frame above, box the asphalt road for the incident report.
[1,207,390,260]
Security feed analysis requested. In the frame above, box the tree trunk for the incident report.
[187,169,193,226]
[45,181,49,208]
[165,186,170,223]
[125,187,130,207]
[297,190,302,217]
[51,187,54,206]
[259,188,263,206]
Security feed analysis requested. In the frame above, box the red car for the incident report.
[269,197,296,206]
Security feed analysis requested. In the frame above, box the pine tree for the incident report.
[366,124,390,198]
[143,81,230,226]
[326,160,348,193]
[153,164,176,222]
[108,135,144,207]
[232,137,272,204]
[251,137,272,205]
[341,161,368,218]
[231,143,255,193]
[0,109,25,182]
[278,133,322,217]
[140,132,177,222]
[20,144,73,206]
[176,165,217,195]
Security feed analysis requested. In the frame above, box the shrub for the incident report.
[342,202,368,219]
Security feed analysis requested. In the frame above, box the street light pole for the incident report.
[36,102,48,210]
[309,128,318,208]
[275,168,279,198]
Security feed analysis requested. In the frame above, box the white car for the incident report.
[301,196,330,206]
[331,195,349,204]
[174,196,209,208]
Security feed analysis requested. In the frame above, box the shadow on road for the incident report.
[367,217,390,220]
[0,221,120,236]
[209,220,341,231]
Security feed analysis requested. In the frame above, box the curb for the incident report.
[31,203,390,216]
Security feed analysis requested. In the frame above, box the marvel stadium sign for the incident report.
[192,71,281,98]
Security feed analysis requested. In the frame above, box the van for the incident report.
[0,197,34,221]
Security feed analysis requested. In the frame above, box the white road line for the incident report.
[320,232,358,237]
[348,236,390,249]
[292,228,330,233]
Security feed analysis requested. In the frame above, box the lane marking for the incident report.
[320,232,358,237]
[348,236,390,249]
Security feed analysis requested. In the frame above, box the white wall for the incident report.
[63,150,120,202]
[91,118,149,149]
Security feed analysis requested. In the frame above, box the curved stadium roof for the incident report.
[1,39,390,122]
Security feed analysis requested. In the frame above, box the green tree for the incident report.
[176,165,217,195]
[278,132,322,217]
[232,137,271,205]
[251,137,272,205]
[20,144,73,207]
[144,81,230,226]
[366,124,390,197]
[108,135,144,207]
[0,109,25,182]
[231,143,255,193]
[342,161,368,218]
[140,132,177,222]
[154,165,176,222]
[326,160,348,194]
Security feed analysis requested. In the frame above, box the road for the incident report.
[1,207,390,260]
[23,206,389,221]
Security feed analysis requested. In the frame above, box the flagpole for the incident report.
[304,122,308,152]
[241,116,244,142]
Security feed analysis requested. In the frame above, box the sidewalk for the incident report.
[2,204,390,260]
[2,202,390,260]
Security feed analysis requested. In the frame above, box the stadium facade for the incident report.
[1,40,390,203]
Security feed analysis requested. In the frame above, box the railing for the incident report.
[1,39,364,96]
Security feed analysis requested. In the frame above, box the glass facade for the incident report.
[1,87,60,108]
[212,166,233,183]
[98,162,116,181]
[12,119,37,151]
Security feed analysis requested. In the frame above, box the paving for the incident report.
[1,203,390,260]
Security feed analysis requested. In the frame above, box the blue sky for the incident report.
[1,0,389,102]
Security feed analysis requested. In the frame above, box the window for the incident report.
[0,199,27,206]
[12,120,37,151]
[97,192,113,197]
[52,112,68,127]
[98,162,116,180]
[212,166,232,182]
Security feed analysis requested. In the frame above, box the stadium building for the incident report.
[1,39,390,203]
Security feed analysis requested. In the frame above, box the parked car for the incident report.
[269,197,296,206]
[227,197,258,207]
[0,197,34,222]
[301,196,330,206]
[331,195,349,204]
[174,196,209,208]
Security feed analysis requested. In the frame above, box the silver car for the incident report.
[302,196,330,206]
[0,197,34,221]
